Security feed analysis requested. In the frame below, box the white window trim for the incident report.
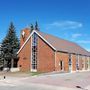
[87,57,90,70]
[31,33,38,71]
[76,55,79,71]
[31,69,37,72]
[88,57,90,70]
[69,54,73,73]
[82,56,85,70]
[71,54,73,72]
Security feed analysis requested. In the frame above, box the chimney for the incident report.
[20,28,30,47]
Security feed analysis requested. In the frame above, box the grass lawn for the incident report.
[31,72,42,76]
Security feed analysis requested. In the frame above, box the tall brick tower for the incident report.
[20,28,31,47]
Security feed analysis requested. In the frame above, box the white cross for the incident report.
[22,31,25,37]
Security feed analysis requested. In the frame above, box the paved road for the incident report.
[0,78,78,90]
[0,86,79,90]
[0,71,90,90]
[0,81,79,90]
[22,71,90,89]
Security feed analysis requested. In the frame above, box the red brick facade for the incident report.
[55,52,69,72]
[71,54,76,71]
[20,28,30,47]
[37,37,55,72]
[18,29,31,71]
[78,56,83,70]
[18,28,90,72]
[18,28,55,72]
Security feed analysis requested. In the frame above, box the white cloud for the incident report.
[47,20,83,29]
[71,33,82,38]
[77,40,90,44]
[86,49,90,52]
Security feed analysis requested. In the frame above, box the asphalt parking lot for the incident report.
[0,71,90,90]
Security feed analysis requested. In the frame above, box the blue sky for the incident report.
[0,0,90,51]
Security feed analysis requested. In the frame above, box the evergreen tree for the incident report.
[0,44,3,67]
[35,21,39,31]
[30,24,34,32]
[0,22,20,69]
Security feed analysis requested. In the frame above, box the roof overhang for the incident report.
[17,30,56,54]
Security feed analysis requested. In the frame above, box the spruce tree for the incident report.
[0,44,3,68]
[30,24,34,33]
[0,22,20,69]
[35,21,39,31]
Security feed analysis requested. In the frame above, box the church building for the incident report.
[17,28,90,73]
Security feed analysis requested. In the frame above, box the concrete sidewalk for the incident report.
[0,71,90,90]
[0,79,79,90]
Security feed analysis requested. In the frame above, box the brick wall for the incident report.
[18,28,31,72]
[55,52,69,72]
[18,29,55,72]
[20,28,30,47]
[85,56,88,70]
[18,28,89,73]
[37,36,55,72]
[78,55,83,70]
[71,54,76,71]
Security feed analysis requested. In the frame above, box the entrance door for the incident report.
[60,61,64,71]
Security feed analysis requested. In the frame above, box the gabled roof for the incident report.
[37,31,90,56]
[17,30,56,54]
[17,29,90,56]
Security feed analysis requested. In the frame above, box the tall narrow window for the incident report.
[31,33,38,70]
[82,56,85,70]
[60,61,64,71]
[69,54,72,72]
[76,55,79,70]
[86,57,89,70]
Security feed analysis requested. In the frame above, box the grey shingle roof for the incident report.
[37,31,90,56]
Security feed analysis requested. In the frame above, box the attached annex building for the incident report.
[17,28,90,73]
